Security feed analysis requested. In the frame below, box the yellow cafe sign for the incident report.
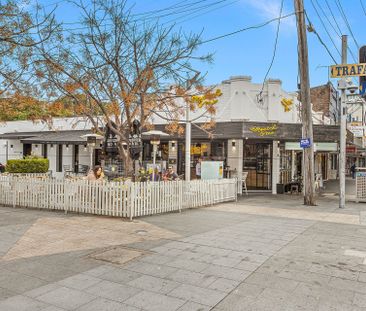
[249,124,278,136]
[330,63,366,78]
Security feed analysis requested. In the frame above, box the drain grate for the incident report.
[88,246,146,265]
[135,229,148,235]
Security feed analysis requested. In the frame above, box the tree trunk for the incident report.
[124,154,133,178]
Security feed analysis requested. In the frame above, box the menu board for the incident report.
[201,161,224,180]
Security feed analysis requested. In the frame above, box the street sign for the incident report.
[300,138,311,148]
[360,81,366,96]
[346,94,365,104]
[349,125,364,137]
[330,63,366,78]
[346,145,357,154]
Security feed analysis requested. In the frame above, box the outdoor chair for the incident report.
[78,164,89,175]
[242,171,248,195]
[63,165,73,177]
[315,173,323,191]
[290,183,299,194]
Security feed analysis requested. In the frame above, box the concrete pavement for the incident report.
[0,194,366,310]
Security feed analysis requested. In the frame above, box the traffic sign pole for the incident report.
[339,35,347,209]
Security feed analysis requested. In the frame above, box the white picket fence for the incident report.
[0,176,237,219]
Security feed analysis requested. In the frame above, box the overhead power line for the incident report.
[162,0,240,26]
[258,0,284,100]
[361,0,366,16]
[309,0,341,58]
[324,0,343,34]
[60,0,226,27]
[199,11,295,44]
[322,0,358,63]
[304,11,337,64]
[335,0,360,49]
[314,0,340,36]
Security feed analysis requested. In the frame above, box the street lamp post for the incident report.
[81,134,104,171]
[5,141,8,163]
[337,86,359,208]
[150,135,160,181]
[141,130,170,181]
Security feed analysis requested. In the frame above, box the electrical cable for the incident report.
[314,0,341,36]
[335,0,359,49]
[324,0,342,34]
[256,0,284,103]
[309,0,341,58]
[60,0,223,27]
[162,0,240,26]
[199,11,295,45]
[315,0,357,63]
[304,11,337,64]
[361,0,366,16]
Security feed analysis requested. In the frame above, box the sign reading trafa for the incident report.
[330,63,366,78]
[300,138,311,148]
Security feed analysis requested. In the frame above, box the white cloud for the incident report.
[241,0,296,31]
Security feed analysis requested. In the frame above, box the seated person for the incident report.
[165,166,178,181]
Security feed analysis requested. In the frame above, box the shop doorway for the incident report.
[23,144,32,157]
[243,143,272,190]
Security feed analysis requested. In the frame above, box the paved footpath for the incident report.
[0,194,366,311]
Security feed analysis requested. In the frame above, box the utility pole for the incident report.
[294,0,316,205]
[185,103,191,181]
[339,35,347,208]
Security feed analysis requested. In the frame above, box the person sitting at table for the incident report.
[149,168,160,181]
[165,166,178,181]
[84,165,104,182]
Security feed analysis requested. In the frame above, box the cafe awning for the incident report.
[20,130,92,145]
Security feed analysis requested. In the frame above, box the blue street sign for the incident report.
[360,81,366,96]
[300,138,311,148]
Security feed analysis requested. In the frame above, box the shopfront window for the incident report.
[359,157,366,168]
[330,154,338,170]
[177,141,227,177]
[280,147,291,184]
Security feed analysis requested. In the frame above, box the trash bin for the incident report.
[276,183,285,194]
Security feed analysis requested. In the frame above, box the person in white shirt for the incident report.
[196,158,202,179]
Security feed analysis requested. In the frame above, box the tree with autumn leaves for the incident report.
[33,0,221,176]
[0,0,58,96]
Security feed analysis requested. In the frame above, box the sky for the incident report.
[40,0,366,92]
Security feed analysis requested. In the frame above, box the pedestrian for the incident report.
[350,162,357,179]
[196,158,202,179]
[166,166,178,181]
[149,167,160,181]
[0,162,5,173]
[84,165,105,182]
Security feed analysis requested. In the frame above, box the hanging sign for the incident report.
[330,63,366,78]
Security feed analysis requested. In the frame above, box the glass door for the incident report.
[243,143,272,190]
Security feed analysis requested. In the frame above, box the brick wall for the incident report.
[310,84,331,118]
